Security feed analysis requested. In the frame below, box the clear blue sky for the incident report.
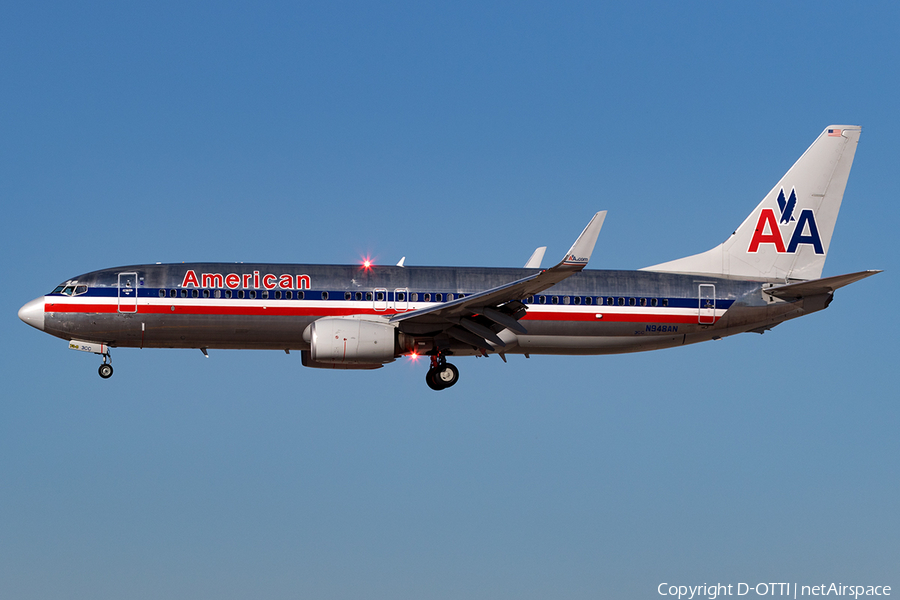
[2,3,897,598]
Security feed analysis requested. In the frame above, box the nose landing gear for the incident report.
[426,354,459,390]
[67,340,114,379]
[98,352,113,379]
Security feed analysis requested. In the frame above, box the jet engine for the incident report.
[302,316,398,368]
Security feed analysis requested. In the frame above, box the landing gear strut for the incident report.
[426,354,459,390]
[98,351,113,379]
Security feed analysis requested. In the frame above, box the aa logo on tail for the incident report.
[748,187,824,255]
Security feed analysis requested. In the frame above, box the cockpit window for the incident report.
[74,285,88,296]
[52,285,65,294]
[62,285,76,296]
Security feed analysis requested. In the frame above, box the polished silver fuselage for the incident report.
[34,263,823,357]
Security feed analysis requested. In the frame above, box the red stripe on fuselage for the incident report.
[45,301,713,324]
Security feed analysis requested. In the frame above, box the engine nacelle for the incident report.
[303,317,398,367]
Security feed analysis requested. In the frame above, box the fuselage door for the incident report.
[373,288,387,311]
[118,272,138,313]
[698,283,715,325]
[394,288,409,312]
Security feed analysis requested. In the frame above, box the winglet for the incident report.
[559,211,606,268]
[524,247,546,268]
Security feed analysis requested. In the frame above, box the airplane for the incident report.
[18,125,880,390]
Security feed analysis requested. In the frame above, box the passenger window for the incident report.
[321,291,328,300]
[355,292,362,301]
[640,298,647,306]
[203,290,210,298]
[238,290,245,299]
[375,291,384,301]
[170,289,177,298]
[411,293,418,302]
[424,293,431,302]
[607,297,614,306]
[563,296,570,305]
[249,290,256,299]
[285,291,293,299]
[629,298,635,306]
[159,289,166,297]
[662,299,669,307]
[345,292,352,300]
[447,293,454,301]
[261,290,268,299]
[225,290,232,299]
[297,291,304,300]
[651,298,658,307]
[181,289,187,298]
[366,292,373,301]
[584,296,592,305]
[214,290,221,298]
[618,297,625,306]
[435,294,442,302]
[397,292,405,301]
[275,290,282,300]
[539,296,546,304]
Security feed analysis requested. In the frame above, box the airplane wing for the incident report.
[390,211,606,348]
[763,269,881,300]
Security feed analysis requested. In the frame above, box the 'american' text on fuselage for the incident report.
[181,270,311,290]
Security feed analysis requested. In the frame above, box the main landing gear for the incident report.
[426,354,459,391]
[98,351,113,379]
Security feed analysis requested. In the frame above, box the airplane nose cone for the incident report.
[18,297,45,331]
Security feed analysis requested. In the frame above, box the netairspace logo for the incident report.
[657,582,892,599]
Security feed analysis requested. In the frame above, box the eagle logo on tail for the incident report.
[776,188,797,224]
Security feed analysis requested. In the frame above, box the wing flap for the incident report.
[457,318,506,347]
[481,306,527,334]
[446,325,494,349]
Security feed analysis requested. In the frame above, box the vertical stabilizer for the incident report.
[642,126,861,281]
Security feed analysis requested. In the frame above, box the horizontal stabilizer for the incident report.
[764,270,881,300]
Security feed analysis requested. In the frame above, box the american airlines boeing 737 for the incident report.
[18,125,880,390]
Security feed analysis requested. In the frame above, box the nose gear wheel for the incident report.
[98,351,113,379]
